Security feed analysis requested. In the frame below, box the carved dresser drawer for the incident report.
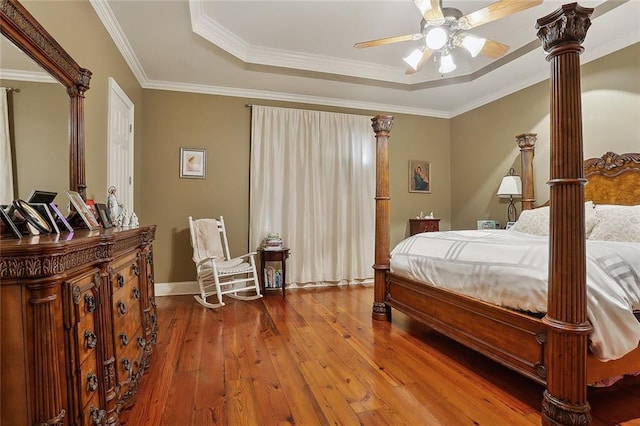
[65,269,105,425]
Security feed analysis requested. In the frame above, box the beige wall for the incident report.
[141,93,450,283]
[451,42,640,230]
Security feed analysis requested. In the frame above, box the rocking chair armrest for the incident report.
[232,252,257,261]
[195,256,221,268]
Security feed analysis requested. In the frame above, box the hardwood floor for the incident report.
[119,285,640,425]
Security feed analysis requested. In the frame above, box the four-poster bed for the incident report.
[371,4,639,426]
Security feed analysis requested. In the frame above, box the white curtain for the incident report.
[0,88,14,205]
[250,106,375,285]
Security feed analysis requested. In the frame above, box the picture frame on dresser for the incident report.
[95,203,113,228]
[12,199,52,234]
[0,206,22,238]
[66,191,101,230]
[30,203,60,234]
[48,202,74,233]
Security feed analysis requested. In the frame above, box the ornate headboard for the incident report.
[584,152,640,206]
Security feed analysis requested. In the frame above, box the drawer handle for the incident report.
[151,314,157,324]
[149,274,155,284]
[84,330,97,349]
[133,287,140,300]
[84,294,96,313]
[119,332,129,346]
[90,406,106,425]
[149,296,156,307]
[122,357,131,372]
[132,263,140,276]
[87,371,98,392]
[137,336,146,348]
[117,300,127,315]
[117,273,125,288]
[147,253,154,265]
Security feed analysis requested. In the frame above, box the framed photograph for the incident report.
[179,147,206,179]
[477,220,497,230]
[66,191,101,230]
[95,203,113,228]
[30,203,60,234]
[48,202,74,233]
[12,199,52,234]
[1,206,22,238]
[27,190,57,204]
[409,160,431,193]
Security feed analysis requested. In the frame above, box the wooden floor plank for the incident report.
[119,286,640,425]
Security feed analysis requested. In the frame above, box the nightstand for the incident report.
[409,218,440,236]
[257,247,290,297]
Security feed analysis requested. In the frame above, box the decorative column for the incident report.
[69,71,91,200]
[29,280,66,426]
[516,133,537,211]
[371,115,393,320]
[536,4,593,425]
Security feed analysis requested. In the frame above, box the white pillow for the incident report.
[509,201,597,237]
[588,205,640,242]
[509,206,549,236]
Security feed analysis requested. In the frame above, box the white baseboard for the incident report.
[154,278,373,297]
[155,281,199,296]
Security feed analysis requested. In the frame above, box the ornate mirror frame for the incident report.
[1,0,92,199]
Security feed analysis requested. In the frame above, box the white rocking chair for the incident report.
[188,216,262,308]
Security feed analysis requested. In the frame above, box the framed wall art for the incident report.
[409,160,431,193]
[179,147,206,179]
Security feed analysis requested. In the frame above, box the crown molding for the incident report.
[89,0,148,86]
[143,79,451,118]
[0,69,56,83]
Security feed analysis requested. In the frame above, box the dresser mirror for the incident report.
[0,0,92,202]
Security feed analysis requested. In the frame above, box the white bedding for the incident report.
[390,230,640,361]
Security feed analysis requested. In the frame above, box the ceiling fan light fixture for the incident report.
[460,34,486,58]
[439,52,456,74]
[413,0,432,17]
[403,47,424,70]
[425,27,448,50]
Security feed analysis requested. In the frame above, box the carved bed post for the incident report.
[536,4,593,425]
[371,115,393,321]
[517,133,536,211]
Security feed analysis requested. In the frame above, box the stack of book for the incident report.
[263,233,283,250]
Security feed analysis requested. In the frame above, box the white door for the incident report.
[107,78,134,211]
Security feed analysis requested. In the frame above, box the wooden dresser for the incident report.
[409,218,440,236]
[0,226,157,426]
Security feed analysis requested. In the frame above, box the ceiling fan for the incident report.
[354,0,543,74]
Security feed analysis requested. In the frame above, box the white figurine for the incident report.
[121,208,130,227]
[129,212,139,228]
[107,186,123,224]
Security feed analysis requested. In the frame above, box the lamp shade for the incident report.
[497,175,522,198]
[438,52,456,73]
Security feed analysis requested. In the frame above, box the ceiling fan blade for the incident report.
[354,33,423,49]
[480,39,510,59]
[405,49,433,75]
[459,0,543,29]
[413,0,445,22]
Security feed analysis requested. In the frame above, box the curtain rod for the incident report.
[1,87,20,93]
